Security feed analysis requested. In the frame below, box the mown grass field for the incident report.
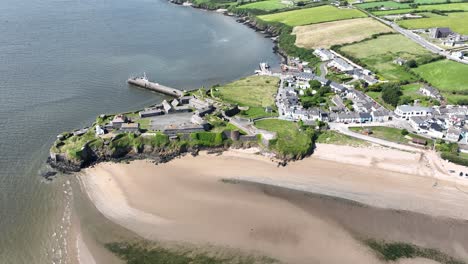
[398,12,468,34]
[316,130,370,146]
[339,34,435,81]
[236,0,290,11]
[413,60,468,104]
[293,18,393,49]
[258,5,367,26]
[213,75,279,108]
[356,1,411,10]
[254,119,314,158]
[373,2,468,15]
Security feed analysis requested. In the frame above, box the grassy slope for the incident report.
[316,130,370,146]
[254,119,314,158]
[293,17,393,49]
[214,76,279,108]
[339,34,434,81]
[398,12,468,34]
[236,0,289,11]
[258,5,367,26]
[413,60,468,104]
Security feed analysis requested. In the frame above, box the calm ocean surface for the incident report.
[0,0,279,262]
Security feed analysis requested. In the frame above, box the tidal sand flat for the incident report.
[78,148,468,263]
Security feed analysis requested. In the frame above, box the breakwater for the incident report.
[128,77,184,98]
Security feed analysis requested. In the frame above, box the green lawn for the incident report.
[213,75,279,118]
[339,34,435,81]
[254,119,314,158]
[413,60,468,104]
[356,1,411,10]
[316,130,370,146]
[398,12,468,34]
[350,126,430,145]
[258,5,367,26]
[414,0,464,3]
[236,0,290,11]
[373,2,468,15]
[367,91,395,110]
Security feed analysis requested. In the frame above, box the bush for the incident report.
[381,83,402,107]
[401,129,409,136]
[441,152,468,167]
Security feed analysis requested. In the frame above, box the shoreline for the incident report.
[76,146,468,263]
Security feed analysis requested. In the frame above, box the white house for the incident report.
[313,48,335,61]
[394,105,432,119]
[446,127,462,142]
[328,58,354,72]
[419,86,442,100]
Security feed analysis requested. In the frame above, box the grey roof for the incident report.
[409,116,427,124]
[359,112,372,119]
[396,105,432,113]
[329,81,346,92]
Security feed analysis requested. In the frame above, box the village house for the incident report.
[419,86,442,100]
[336,112,360,123]
[430,27,452,39]
[371,109,391,122]
[313,48,335,61]
[446,127,462,142]
[394,105,432,119]
[409,116,428,130]
[359,112,372,123]
[328,58,354,73]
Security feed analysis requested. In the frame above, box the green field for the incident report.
[258,5,367,26]
[339,34,435,81]
[213,75,278,110]
[414,0,464,3]
[356,1,411,10]
[236,0,290,11]
[316,130,370,146]
[373,2,468,15]
[254,119,314,158]
[398,12,468,34]
[413,60,468,104]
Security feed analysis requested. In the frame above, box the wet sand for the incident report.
[77,147,468,263]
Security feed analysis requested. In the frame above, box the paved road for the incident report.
[319,62,328,79]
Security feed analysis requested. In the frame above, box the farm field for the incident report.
[292,18,393,49]
[356,1,411,10]
[373,2,468,15]
[413,60,468,104]
[212,75,279,119]
[398,12,468,34]
[236,0,290,11]
[414,0,464,3]
[258,5,367,26]
[339,34,435,81]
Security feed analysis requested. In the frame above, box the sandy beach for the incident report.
[77,145,468,263]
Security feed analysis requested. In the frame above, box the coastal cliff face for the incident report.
[47,132,261,173]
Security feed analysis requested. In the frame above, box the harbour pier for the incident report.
[128,74,184,98]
